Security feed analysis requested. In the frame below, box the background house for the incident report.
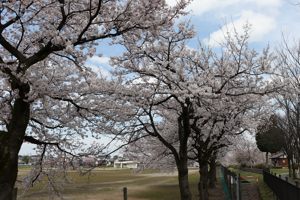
[270,152,288,167]
[114,159,139,169]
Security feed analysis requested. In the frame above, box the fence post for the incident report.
[123,187,127,200]
[229,176,232,199]
[285,177,288,200]
[236,174,241,200]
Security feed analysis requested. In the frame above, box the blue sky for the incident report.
[177,0,300,47]
[84,0,300,78]
[20,0,300,155]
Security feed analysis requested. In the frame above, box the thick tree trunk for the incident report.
[156,117,192,200]
[296,154,300,179]
[176,99,192,200]
[177,162,192,200]
[0,142,19,200]
[177,139,191,200]
[198,162,209,200]
[291,157,296,179]
[287,154,292,177]
[208,158,217,188]
[0,98,30,200]
[265,152,268,166]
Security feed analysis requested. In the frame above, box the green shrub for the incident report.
[254,163,266,169]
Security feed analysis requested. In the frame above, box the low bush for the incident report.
[254,163,266,169]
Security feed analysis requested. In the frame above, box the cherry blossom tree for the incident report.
[272,40,300,178]
[224,135,265,168]
[111,23,196,200]
[112,22,277,200]
[185,31,276,200]
[0,0,189,199]
[188,95,268,200]
[123,134,178,172]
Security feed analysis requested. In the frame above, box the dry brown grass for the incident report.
[17,168,224,200]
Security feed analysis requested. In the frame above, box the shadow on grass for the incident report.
[130,173,200,200]
[131,184,181,200]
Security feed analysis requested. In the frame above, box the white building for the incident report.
[114,160,139,169]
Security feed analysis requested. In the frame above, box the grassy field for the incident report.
[16,167,224,200]
[270,167,289,175]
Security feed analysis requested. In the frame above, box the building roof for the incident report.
[114,160,139,164]
[270,152,286,159]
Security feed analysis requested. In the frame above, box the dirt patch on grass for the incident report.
[208,183,225,200]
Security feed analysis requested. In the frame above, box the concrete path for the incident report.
[241,182,260,200]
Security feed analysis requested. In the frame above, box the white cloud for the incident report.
[188,0,240,16]
[248,0,281,7]
[166,0,239,15]
[167,0,281,16]
[87,56,110,65]
[85,64,111,78]
[86,56,112,78]
[132,77,157,85]
[204,10,276,47]
[165,0,181,7]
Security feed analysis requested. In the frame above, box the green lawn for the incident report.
[270,167,289,175]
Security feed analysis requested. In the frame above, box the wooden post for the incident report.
[123,187,127,200]
[285,177,288,182]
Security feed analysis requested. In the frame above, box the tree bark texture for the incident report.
[265,152,268,166]
[177,162,192,200]
[208,158,217,188]
[291,157,296,179]
[176,100,192,200]
[0,98,30,200]
[155,104,192,200]
[198,162,209,200]
[176,132,192,200]
[287,154,292,178]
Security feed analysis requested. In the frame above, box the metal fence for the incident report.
[221,165,241,200]
[263,170,300,200]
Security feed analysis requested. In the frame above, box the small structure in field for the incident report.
[270,152,288,167]
[114,159,139,169]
